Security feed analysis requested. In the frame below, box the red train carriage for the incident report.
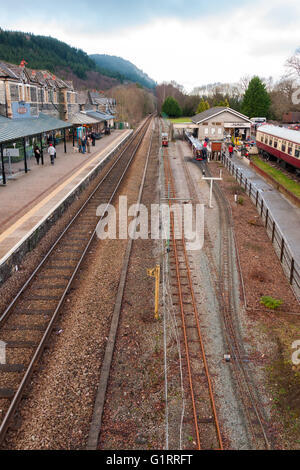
[256,125,300,171]
[162,133,169,147]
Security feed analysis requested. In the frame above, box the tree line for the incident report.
[157,49,300,120]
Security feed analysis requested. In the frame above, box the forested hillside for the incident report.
[0,29,99,79]
[90,54,156,89]
[0,29,156,90]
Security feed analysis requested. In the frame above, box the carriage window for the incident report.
[265,136,268,144]
[269,138,273,146]
[282,143,286,152]
[288,146,293,155]
[295,149,300,158]
[274,140,278,148]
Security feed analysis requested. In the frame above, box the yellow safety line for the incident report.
[0,132,130,245]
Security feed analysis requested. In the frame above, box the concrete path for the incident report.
[0,131,127,234]
[0,130,131,265]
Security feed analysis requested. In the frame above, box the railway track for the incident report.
[87,116,155,450]
[203,161,271,450]
[182,152,271,450]
[162,123,223,450]
[0,115,153,446]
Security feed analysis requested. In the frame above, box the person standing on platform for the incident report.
[48,143,56,165]
[81,136,86,154]
[34,146,41,165]
[91,132,96,147]
[87,135,91,153]
[228,144,234,158]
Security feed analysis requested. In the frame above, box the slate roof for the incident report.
[85,110,115,122]
[68,112,98,125]
[0,113,71,144]
[0,62,74,90]
[192,107,251,124]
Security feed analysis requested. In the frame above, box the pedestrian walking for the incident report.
[34,146,41,165]
[228,144,234,158]
[91,132,96,147]
[48,143,56,165]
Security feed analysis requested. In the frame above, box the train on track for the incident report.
[162,132,169,147]
[184,131,208,161]
[256,124,300,172]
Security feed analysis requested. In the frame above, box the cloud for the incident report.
[0,0,299,91]
[0,0,249,32]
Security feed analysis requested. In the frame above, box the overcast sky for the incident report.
[0,0,299,92]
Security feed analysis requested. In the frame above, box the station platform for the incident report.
[0,130,132,271]
[228,153,300,268]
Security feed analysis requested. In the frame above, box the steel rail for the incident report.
[203,161,271,450]
[87,116,155,450]
[0,115,153,445]
[162,127,223,450]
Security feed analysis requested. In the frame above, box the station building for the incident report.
[191,107,252,141]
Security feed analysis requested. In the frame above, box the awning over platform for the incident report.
[0,113,72,144]
[68,112,99,126]
[85,110,115,122]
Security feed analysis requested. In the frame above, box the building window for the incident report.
[30,87,37,102]
[218,128,222,135]
[211,128,216,135]
[204,128,209,135]
[10,84,19,101]
[26,86,30,102]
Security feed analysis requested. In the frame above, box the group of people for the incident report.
[78,133,96,154]
[33,143,56,166]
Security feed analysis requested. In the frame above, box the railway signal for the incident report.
[147,265,160,320]
[202,170,223,209]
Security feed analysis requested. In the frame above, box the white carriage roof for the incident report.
[259,125,300,144]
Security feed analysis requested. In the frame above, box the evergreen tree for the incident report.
[162,96,182,118]
[241,76,271,118]
[214,97,230,107]
[196,98,210,114]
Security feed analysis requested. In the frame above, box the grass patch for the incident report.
[251,156,300,199]
[169,117,192,124]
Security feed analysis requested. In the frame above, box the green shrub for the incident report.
[260,296,283,310]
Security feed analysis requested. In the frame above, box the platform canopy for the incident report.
[0,113,72,145]
[68,112,99,126]
[85,110,115,122]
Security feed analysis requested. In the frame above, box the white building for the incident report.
[191,107,252,141]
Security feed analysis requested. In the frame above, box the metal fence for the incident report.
[222,155,300,302]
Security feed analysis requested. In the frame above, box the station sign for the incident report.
[12,102,38,120]
[225,122,251,128]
